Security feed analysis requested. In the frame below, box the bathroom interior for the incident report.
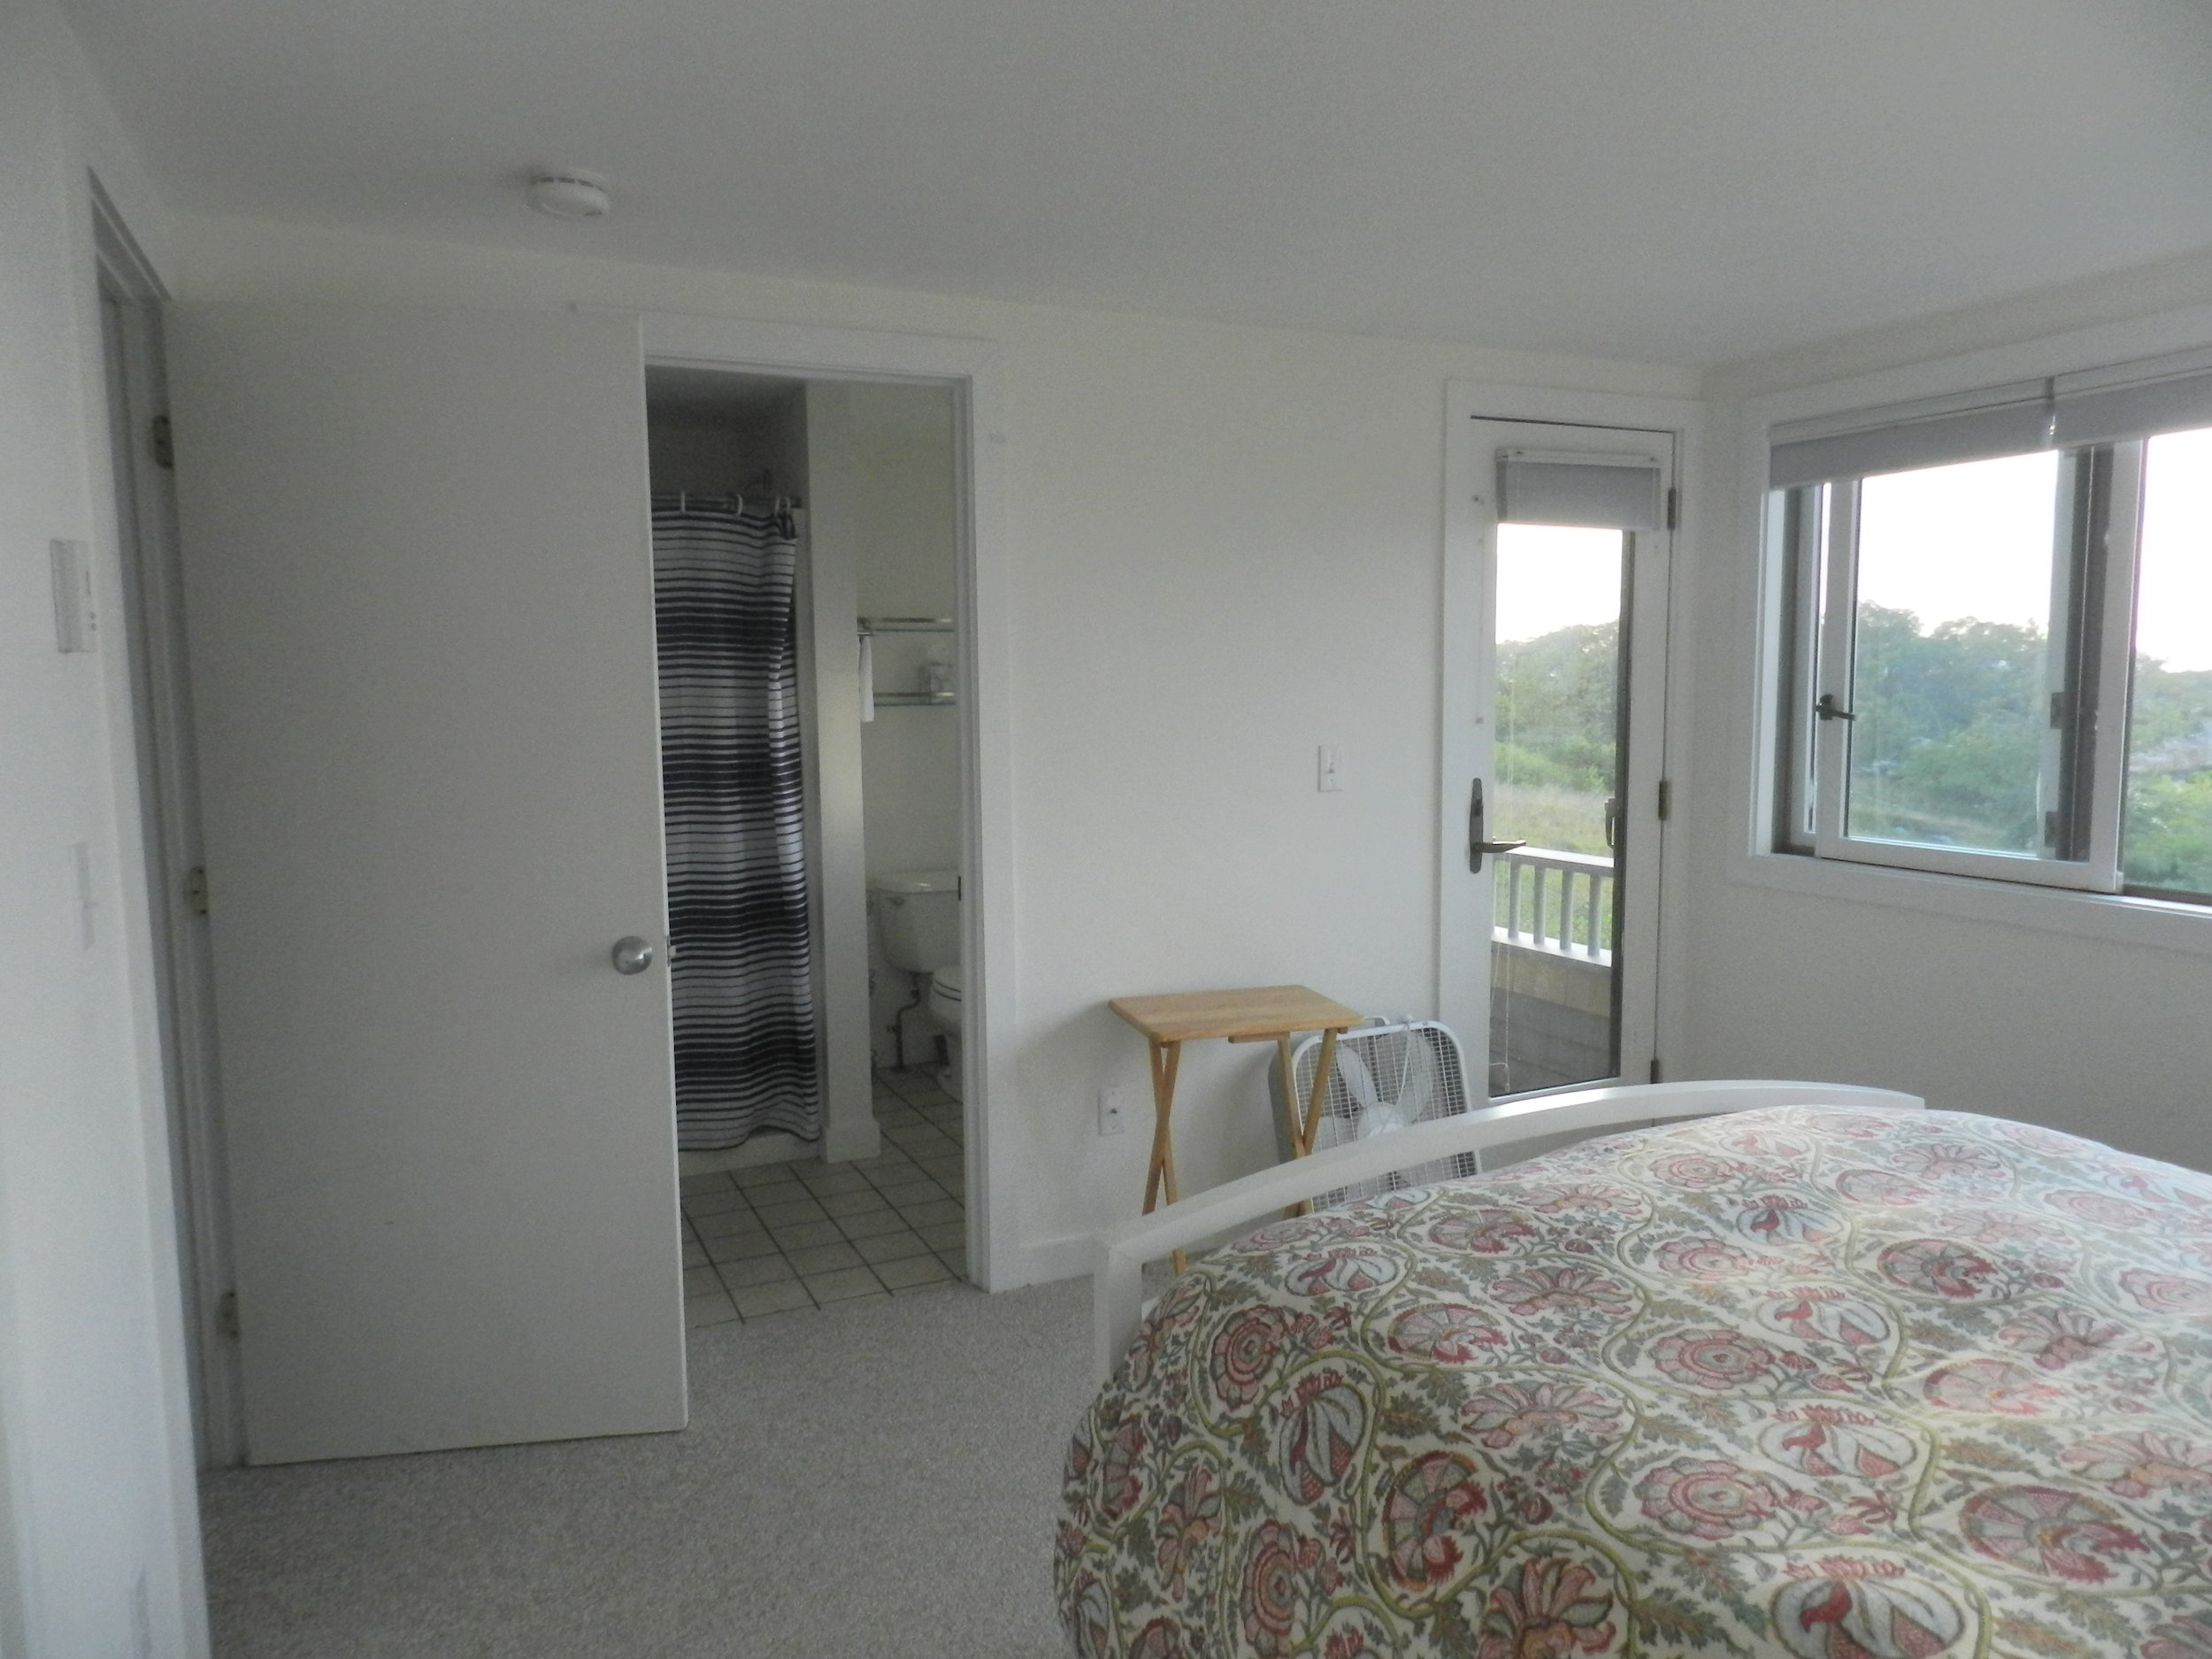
[643,367,971,1326]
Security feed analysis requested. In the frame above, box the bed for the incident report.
[1056,1081,2212,1658]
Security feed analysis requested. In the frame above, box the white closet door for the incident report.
[167,303,684,1463]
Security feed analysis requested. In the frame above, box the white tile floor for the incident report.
[680,1068,966,1327]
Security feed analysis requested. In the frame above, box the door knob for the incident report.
[611,936,656,975]
[1467,779,1527,872]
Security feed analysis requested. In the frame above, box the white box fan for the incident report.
[1269,1018,1481,1209]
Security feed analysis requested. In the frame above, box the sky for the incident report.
[1856,439,2212,672]
[2139,428,2212,672]
[1494,524,1622,642]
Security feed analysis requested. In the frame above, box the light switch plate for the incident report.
[1097,1085,1128,1136]
[1317,743,1343,792]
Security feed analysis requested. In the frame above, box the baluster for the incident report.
[1532,862,1548,950]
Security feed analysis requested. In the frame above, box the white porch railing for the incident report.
[1493,847,1615,964]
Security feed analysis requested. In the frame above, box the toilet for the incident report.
[869,869,964,1099]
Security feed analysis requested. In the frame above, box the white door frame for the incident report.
[639,313,1015,1291]
[1440,382,1702,1090]
[95,190,244,1472]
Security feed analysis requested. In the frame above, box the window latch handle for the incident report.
[1816,693,1857,723]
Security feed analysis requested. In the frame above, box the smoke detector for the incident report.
[527,171,611,220]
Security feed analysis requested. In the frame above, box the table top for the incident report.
[1108,984,1362,1045]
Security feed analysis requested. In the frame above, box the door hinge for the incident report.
[185,865,210,918]
[1665,486,1678,530]
[1648,1056,1663,1084]
[150,413,174,470]
[217,1289,240,1340]
[1656,779,1672,821]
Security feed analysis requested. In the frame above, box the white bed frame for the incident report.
[1092,1078,1924,1378]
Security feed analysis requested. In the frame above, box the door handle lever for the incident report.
[1816,693,1856,722]
[1468,779,1526,872]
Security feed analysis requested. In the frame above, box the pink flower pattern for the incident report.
[2061,1432,2212,1499]
[1652,1328,1777,1391]
[1460,1379,1623,1449]
[1060,1106,2212,1657]
[1959,1486,2147,1583]
[1635,1456,1786,1540]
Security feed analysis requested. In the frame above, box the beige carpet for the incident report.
[200,1279,1091,1657]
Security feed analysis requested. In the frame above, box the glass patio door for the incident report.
[1440,410,1675,1102]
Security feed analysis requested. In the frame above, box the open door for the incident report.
[1440,411,1673,1102]
[166,303,685,1463]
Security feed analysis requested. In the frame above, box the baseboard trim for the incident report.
[1011,1231,1094,1289]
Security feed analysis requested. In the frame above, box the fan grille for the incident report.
[1280,1021,1479,1209]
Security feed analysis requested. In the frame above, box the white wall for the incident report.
[0,3,209,1653]
[1673,284,2212,1178]
[171,211,1698,1277]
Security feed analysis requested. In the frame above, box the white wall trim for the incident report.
[81,177,215,1648]
[1020,1232,1096,1288]
[636,311,1019,1291]
[1727,849,2212,959]
[1722,301,2212,962]
[1441,380,1706,1082]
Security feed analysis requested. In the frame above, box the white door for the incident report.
[166,303,685,1463]
[1440,412,1674,1099]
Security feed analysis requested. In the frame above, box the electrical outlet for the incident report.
[1097,1085,1128,1136]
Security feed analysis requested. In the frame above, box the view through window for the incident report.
[2127,428,2212,896]
[1776,424,2212,901]
[1491,522,1625,1094]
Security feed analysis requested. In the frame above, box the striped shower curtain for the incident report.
[651,495,821,1148]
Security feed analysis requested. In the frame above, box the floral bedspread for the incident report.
[1056,1106,2212,1658]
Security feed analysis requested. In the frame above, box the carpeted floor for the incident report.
[200,1279,1092,1657]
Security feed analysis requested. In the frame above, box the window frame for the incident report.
[1775,450,2147,893]
[1745,330,2212,933]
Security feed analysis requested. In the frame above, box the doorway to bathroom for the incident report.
[644,368,977,1329]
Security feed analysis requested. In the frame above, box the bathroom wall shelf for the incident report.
[859,617,954,634]
[872,691,956,707]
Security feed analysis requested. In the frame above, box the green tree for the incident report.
[1847,605,2047,850]
[2121,656,2212,892]
[1496,621,1618,854]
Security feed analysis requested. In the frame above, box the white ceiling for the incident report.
[61,0,2212,365]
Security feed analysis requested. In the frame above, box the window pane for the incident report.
[1495,525,1623,856]
[1845,452,2063,856]
[1490,523,1623,1096]
[2123,427,2212,896]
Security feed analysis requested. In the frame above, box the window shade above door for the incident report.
[1497,448,1665,530]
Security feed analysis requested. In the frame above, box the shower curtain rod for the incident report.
[661,490,805,520]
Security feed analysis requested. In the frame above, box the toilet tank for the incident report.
[870,870,962,972]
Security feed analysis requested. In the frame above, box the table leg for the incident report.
[1142,1038,1186,1272]
[1276,1034,1310,1219]
[1299,1026,1340,1156]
